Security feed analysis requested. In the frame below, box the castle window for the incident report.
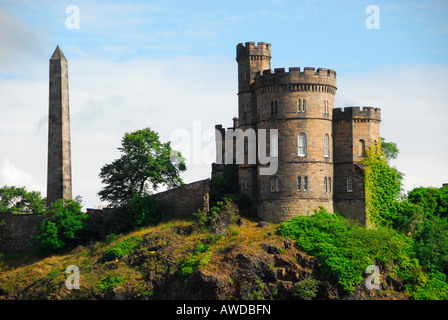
[304,176,308,191]
[302,99,306,112]
[244,178,248,190]
[324,134,330,158]
[347,176,353,192]
[359,139,366,158]
[328,177,331,192]
[324,177,328,192]
[270,101,278,115]
[297,176,302,191]
[297,99,302,112]
[298,133,307,157]
[270,176,280,192]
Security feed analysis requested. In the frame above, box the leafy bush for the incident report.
[277,207,421,294]
[97,275,125,296]
[103,235,142,261]
[179,251,212,279]
[193,199,239,235]
[293,277,320,300]
[32,199,90,252]
[410,270,448,300]
[413,217,448,275]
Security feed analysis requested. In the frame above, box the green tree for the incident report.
[32,198,90,252]
[98,128,186,206]
[381,137,399,162]
[408,187,448,218]
[0,186,46,214]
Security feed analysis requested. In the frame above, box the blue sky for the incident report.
[1,0,447,209]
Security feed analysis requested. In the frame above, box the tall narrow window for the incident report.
[347,176,353,192]
[359,139,366,158]
[324,134,330,158]
[298,133,307,157]
[244,178,248,190]
[297,99,302,113]
[274,100,278,114]
[304,176,308,191]
[271,177,280,192]
[328,177,331,193]
[270,131,278,157]
[302,99,306,112]
[324,177,328,192]
[297,176,302,191]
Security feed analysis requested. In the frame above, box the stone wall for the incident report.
[152,179,210,219]
[0,212,45,252]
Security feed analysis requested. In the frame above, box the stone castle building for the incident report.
[212,42,381,224]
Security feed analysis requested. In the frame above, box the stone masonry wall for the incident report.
[152,178,210,219]
[0,212,45,252]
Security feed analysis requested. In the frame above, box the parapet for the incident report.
[253,66,337,89]
[236,42,271,61]
[333,107,381,121]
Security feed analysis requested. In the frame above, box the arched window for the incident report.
[270,176,280,192]
[324,134,330,158]
[298,133,307,157]
[359,139,365,158]
[347,176,353,192]
[297,99,302,113]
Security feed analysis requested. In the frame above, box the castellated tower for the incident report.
[212,42,381,224]
[333,107,381,224]
[254,65,337,222]
[236,42,272,203]
[47,46,72,207]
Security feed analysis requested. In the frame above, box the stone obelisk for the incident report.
[47,46,72,207]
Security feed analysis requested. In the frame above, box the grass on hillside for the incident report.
[0,217,279,300]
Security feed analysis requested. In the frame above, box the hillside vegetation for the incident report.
[1,140,447,300]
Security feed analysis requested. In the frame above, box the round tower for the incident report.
[235,42,271,202]
[254,67,337,222]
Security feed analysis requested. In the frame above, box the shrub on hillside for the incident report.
[193,198,239,235]
[32,199,91,252]
[277,207,437,297]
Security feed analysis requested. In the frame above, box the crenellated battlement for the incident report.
[236,42,272,62]
[333,106,381,121]
[253,66,337,90]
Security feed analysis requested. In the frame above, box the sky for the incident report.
[0,0,447,210]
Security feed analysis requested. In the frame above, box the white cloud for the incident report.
[0,158,43,192]
[336,64,448,193]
